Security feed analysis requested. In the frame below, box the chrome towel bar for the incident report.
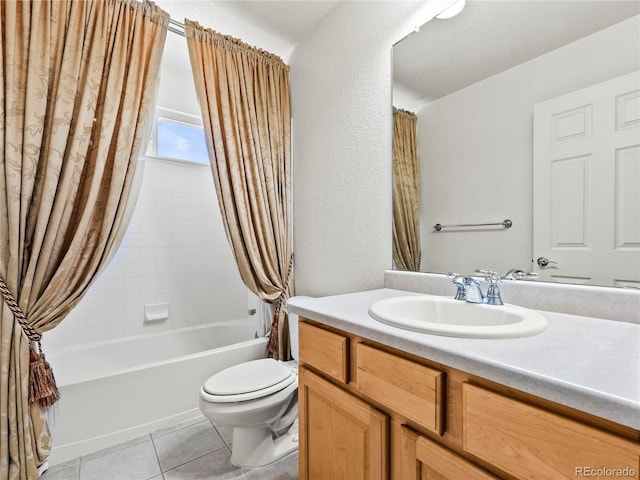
[433,219,512,231]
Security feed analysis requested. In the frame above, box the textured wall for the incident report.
[290,1,451,297]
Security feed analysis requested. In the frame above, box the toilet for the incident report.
[199,312,300,468]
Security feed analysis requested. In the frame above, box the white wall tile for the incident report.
[51,158,249,349]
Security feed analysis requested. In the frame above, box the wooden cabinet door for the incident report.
[399,426,499,480]
[299,366,389,480]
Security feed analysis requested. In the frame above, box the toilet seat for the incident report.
[202,358,296,403]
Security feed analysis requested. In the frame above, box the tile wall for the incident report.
[47,158,249,349]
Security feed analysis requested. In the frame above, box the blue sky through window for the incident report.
[157,118,209,164]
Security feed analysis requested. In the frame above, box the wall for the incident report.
[290,0,453,297]
[155,0,295,62]
[417,16,640,276]
[47,33,248,349]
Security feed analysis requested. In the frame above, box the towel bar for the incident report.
[433,219,512,231]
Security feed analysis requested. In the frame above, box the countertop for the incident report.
[287,288,640,430]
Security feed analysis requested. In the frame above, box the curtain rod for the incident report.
[168,18,185,37]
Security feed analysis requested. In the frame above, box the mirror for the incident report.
[392,1,640,287]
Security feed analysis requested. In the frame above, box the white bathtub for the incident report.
[47,320,268,465]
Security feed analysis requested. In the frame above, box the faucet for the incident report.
[451,275,484,303]
[504,268,539,281]
[504,268,524,278]
[451,270,504,305]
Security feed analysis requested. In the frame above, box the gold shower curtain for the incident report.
[185,21,293,360]
[0,1,167,477]
[392,108,421,271]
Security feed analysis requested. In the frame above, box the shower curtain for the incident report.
[0,1,167,477]
[185,21,294,361]
[392,108,421,271]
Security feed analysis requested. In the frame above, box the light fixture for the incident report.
[436,0,465,19]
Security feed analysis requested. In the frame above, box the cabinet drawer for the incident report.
[463,383,640,480]
[299,321,349,383]
[356,343,444,434]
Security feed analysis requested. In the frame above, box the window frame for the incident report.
[146,106,209,165]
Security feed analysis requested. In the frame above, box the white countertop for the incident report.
[287,288,640,430]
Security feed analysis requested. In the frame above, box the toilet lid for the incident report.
[203,358,294,397]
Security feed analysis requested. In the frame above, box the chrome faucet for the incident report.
[450,275,468,301]
[504,268,539,281]
[451,270,504,305]
[451,275,484,303]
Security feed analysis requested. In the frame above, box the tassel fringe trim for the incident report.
[29,345,61,408]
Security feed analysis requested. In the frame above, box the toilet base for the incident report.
[230,421,299,468]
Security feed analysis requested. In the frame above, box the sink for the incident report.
[369,294,548,339]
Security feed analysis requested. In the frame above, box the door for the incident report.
[299,366,389,480]
[533,71,640,286]
[398,425,499,480]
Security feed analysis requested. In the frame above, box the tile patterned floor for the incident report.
[42,419,298,480]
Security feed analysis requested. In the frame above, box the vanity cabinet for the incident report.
[298,319,640,480]
[298,322,388,479]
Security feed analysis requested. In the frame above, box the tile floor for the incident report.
[42,418,298,480]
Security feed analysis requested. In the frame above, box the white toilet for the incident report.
[199,312,300,468]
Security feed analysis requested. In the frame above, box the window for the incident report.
[147,107,209,165]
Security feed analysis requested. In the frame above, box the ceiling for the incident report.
[393,0,640,104]
[198,0,341,45]
[156,0,340,66]
[154,0,639,103]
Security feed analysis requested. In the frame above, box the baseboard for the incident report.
[48,409,206,466]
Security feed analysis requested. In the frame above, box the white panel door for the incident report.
[533,71,640,287]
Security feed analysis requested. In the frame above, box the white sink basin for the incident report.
[369,294,548,339]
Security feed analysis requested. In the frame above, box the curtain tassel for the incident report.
[267,310,280,357]
[0,275,60,407]
[28,342,60,408]
[267,254,294,358]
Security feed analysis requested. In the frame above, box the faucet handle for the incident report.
[503,268,540,281]
[484,282,503,305]
[473,269,499,281]
[511,271,539,281]
[474,269,504,305]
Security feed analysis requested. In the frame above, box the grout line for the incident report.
[149,432,164,476]
[212,425,231,447]
[152,422,230,475]
[159,447,233,476]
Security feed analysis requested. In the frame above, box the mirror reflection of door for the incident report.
[533,71,640,286]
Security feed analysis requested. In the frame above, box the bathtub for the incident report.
[47,319,268,465]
